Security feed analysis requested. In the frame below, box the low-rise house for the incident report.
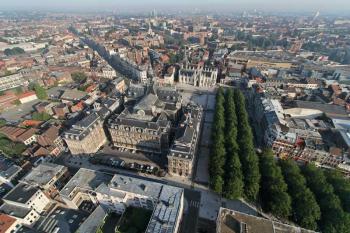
[18,91,37,104]
[0,203,40,228]
[216,208,316,233]
[0,213,17,233]
[60,89,87,103]
[0,126,37,145]
[37,125,65,156]
[0,164,22,188]
[52,103,69,118]
[16,128,38,146]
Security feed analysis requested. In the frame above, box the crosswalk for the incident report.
[190,200,200,208]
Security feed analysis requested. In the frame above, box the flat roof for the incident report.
[217,208,317,233]
[60,168,113,198]
[61,168,183,233]
[21,162,66,187]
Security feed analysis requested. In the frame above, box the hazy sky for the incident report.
[1,0,350,13]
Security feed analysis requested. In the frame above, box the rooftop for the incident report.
[64,112,102,140]
[0,203,31,218]
[21,162,66,187]
[61,169,184,233]
[0,213,16,233]
[3,183,39,204]
[217,208,317,233]
[60,89,87,101]
[0,164,22,181]
[60,168,113,198]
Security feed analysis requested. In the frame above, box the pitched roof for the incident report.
[0,213,16,233]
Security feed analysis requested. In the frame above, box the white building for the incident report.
[0,204,40,228]
[18,92,38,104]
[0,73,25,91]
[60,168,184,233]
[179,65,217,87]
[2,183,51,214]
[101,66,117,79]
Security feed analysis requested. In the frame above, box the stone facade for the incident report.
[63,112,107,155]
[167,104,203,177]
[179,65,217,87]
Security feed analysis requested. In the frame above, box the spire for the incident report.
[148,20,154,36]
[184,46,189,67]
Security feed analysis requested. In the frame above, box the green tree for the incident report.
[32,112,51,121]
[279,159,320,230]
[209,87,226,194]
[33,84,47,100]
[4,47,25,56]
[302,164,350,233]
[0,134,26,157]
[325,170,350,213]
[259,149,291,219]
[71,72,88,84]
[234,90,260,201]
[0,119,7,127]
[223,89,243,199]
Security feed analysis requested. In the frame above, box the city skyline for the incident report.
[1,0,350,13]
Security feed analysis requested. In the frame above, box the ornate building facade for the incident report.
[167,104,203,177]
[107,87,182,154]
[63,112,107,155]
[179,64,217,87]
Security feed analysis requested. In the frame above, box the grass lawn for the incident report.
[117,207,152,233]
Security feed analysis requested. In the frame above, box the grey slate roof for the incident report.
[3,183,38,204]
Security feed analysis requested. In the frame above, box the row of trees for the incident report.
[209,88,260,201]
[209,88,350,231]
[4,47,25,56]
[302,164,350,233]
[234,89,260,201]
[209,88,226,194]
[260,148,350,232]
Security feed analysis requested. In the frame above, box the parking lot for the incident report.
[100,145,165,166]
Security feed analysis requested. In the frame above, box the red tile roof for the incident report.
[0,214,16,233]
[18,91,37,100]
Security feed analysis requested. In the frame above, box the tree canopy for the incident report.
[71,72,88,84]
[30,83,47,100]
[209,87,226,194]
[279,159,320,230]
[259,149,291,219]
[302,164,350,233]
[0,134,26,157]
[325,170,350,213]
[4,47,25,56]
[234,90,260,201]
[32,112,51,121]
[223,89,243,199]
